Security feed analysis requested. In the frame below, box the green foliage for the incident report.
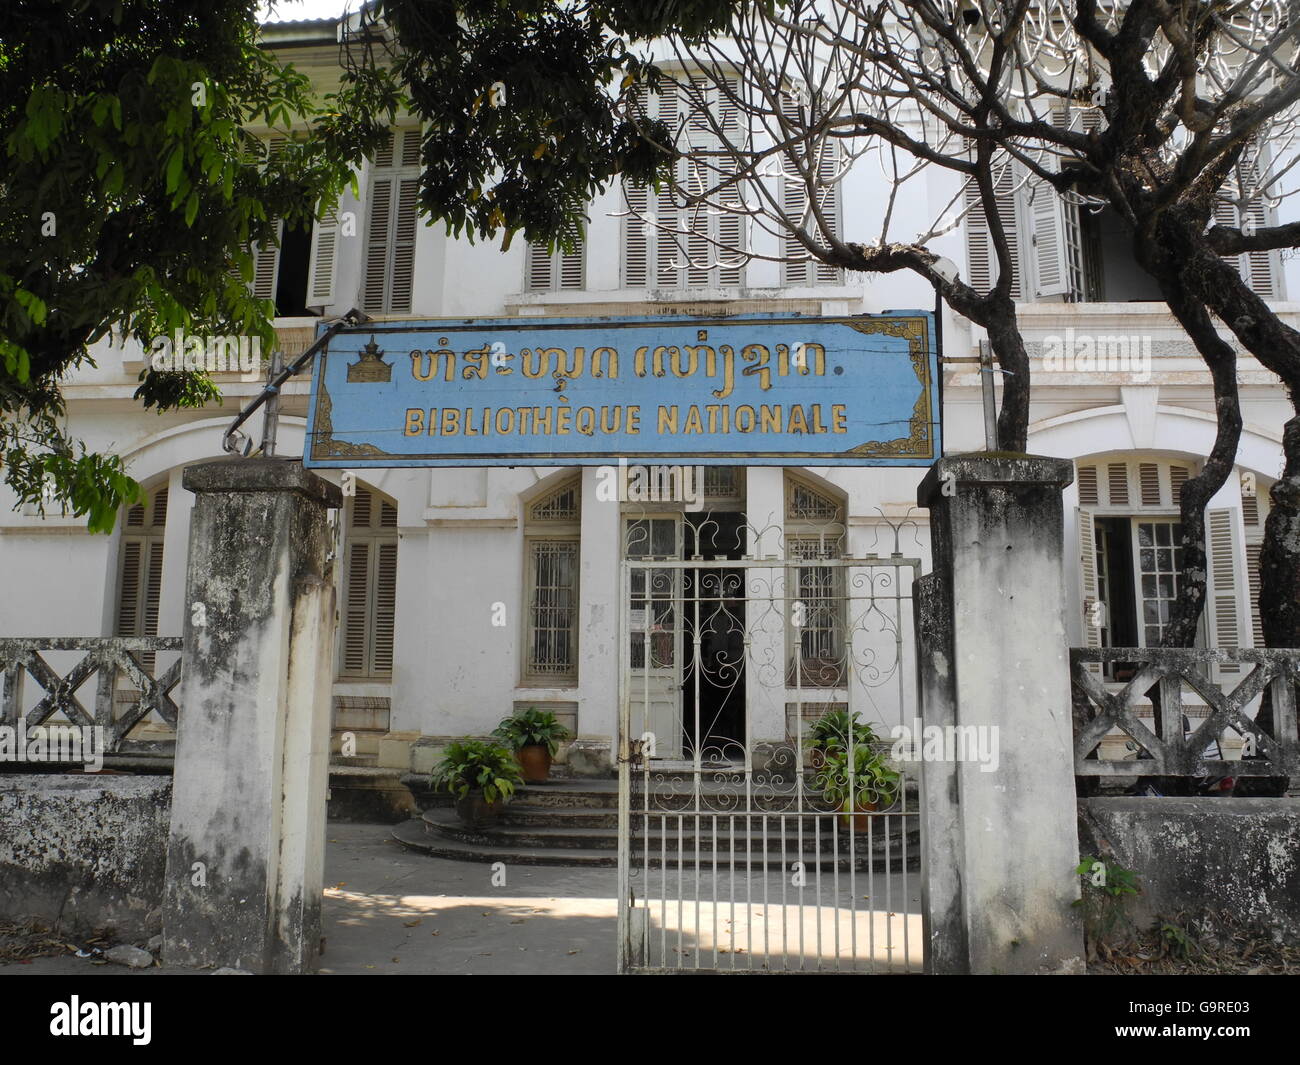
[493,706,571,757]
[813,740,901,811]
[806,709,876,751]
[1074,856,1143,951]
[0,0,399,529]
[430,740,524,804]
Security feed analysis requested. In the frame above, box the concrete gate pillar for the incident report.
[915,455,1085,975]
[162,459,340,973]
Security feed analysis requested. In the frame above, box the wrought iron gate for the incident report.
[617,531,924,974]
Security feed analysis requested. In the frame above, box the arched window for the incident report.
[115,483,168,672]
[340,484,398,679]
[785,474,847,687]
[523,478,581,686]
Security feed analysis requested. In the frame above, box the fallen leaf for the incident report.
[403,919,422,928]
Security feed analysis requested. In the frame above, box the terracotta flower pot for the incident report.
[516,744,553,783]
[839,799,879,834]
[455,792,503,828]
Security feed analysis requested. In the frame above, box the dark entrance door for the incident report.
[682,512,746,757]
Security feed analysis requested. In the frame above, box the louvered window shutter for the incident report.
[361,175,392,312]
[340,486,399,678]
[362,130,421,313]
[780,90,841,287]
[115,486,167,673]
[964,155,1021,297]
[656,85,683,289]
[342,541,372,675]
[1215,140,1279,299]
[1206,508,1246,674]
[1078,508,1103,675]
[1023,161,1071,298]
[307,204,339,307]
[250,220,283,303]
[525,242,554,290]
[525,238,585,291]
[1076,464,1099,506]
[715,78,746,285]
[623,181,650,287]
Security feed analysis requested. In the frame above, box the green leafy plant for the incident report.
[493,707,571,757]
[813,741,901,811]
[805,709,875,753]
[430,741,523,804]
[1073,856,1143,954]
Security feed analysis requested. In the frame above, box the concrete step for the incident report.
[328,765,416,823]
[393,818,915,871]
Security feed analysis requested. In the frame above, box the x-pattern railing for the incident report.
[0,637,182,757]
[1071,647,1300,777]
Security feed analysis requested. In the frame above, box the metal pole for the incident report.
[261,349,284,459]
[979,339,998,451]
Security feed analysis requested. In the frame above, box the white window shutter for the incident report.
[306,205,339,307]
[1214,140,1280,299]
[525,242,554,291]
[526,238,585,291]
[361,176,392,313]
[1206,507,1247,674]
[1077,508,1102,675]
[361,130,421,314]
[250,219,283,303]
[964,155,1021,297]
[1023,160,1071,298]
[813,139,842,284]
[390,177,419,314]
[623,182,650,287]
[557,244,584,289]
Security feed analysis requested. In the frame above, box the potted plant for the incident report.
[804,708,866,769]
[813,740,901,832]
[430,740,523,828]
[492,707,571,783]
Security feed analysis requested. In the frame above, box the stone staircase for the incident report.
[392,777,919,869]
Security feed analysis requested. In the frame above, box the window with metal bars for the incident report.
[523,480,581,685]
[361,129,422,314]
[339,485,399,679]
[784,475,847,687]
[115,485,168,673]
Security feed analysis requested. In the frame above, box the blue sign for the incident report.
[304,313,939,467]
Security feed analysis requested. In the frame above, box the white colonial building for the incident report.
[1,16,1294,777]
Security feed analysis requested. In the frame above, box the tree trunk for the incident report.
[1162,213,1300,653]
[984,301,1031,453]
[1154,291,1243,648]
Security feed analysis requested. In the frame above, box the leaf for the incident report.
[165,147,184,194]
